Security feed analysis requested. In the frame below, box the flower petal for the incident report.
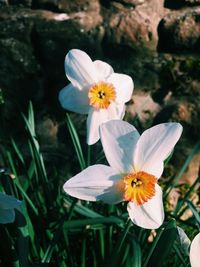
[100,120,140,173]
[0,193,21,210]
[65,49,99,89]
[59,84,90,114]
[86,108,108,145]
[107,73,134,103]
[127,184,164,229]
[93,60,114,80]
[86,103,125,145]
[0,209,15,224]
[190,233,200,267]
[114,103,126,120]
[133,123,183,178]
[63,165,123,204]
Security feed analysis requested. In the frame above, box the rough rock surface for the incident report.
[106,0,166,50]
[158,7,200,52]
[0,5,102,129]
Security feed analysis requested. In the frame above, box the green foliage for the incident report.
[0,103,199,267]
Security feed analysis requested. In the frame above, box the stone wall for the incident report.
[0,0,200,184]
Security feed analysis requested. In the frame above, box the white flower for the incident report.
[0,192,21,224]
[59,49,134,145]
[190,233,200,267]
[63,120,182,229]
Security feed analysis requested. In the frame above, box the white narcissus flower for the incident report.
[63,120,182,229]
[63,120,183,229]
[0,192,21,224]
[190,233,200,267]
[59,49,134,145]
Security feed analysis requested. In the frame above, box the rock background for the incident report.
[0,0,200,184]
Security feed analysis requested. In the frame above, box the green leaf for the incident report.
[143,219,177,267]
[174,176,200,216]
[130,239,142,267]
[65,113,86,170]
[106,220,132,267]
[186,200,200,227]
[81,237,86,267]
[6,151,38,216]
[22,103,48,184]
[63,216,124,230]
[16,206,29,267]
[11,138,25,166]
[64,199,103,218]
[165,141,200,198]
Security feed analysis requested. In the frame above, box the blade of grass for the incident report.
[63,229,75,267]
[64,199,103,218]
[63,216,124,230]
[42,233,60,263]
[91,247,97,267]
[42,207,113,264]
[16,206,29,267]
[22,106,48,184]
[11,138,36,192]
[65,113,86,170]
[28,102,35,134]
[6,150,38,216]
[174,176,200,216]
[11,138,25,166]
[99,229,105,261]
[106,219,132,267]
[121,243,130,266]
[143,219,177,267]
[173,243,188,267]
[130,239,142,267]
[186,200,200,229]
[164,141,200,198]
[81,237,86,267]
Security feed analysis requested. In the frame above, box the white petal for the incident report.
[86,108,108,145]
[107,73,134,103]
[59,84,90,114]
[133,123,183,178]
[114,103,126,120]
[0,209,15,224]
[65,49,99,89]
[127,184,164,229]
[86,103,124,145]
[63,165,123,204]
[190,233,200,267]
[100,120,140,173]
[0,193,21,209]
[93,60,114,80]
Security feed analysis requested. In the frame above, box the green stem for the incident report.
[143,228,164,267]
[106,219,132,267]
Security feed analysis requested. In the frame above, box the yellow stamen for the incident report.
[88,81,116,109]
[123,171,157,205]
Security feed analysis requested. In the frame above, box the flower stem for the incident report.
[143,228,164,267]
[105,219,132,267]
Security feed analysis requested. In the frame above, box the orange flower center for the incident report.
[123,171,157,205]
[88,81,116,109]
